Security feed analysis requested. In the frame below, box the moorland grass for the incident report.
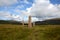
[0,24,60,40]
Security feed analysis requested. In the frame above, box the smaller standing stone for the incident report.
[33,22,35,27]
[22,20,24,27]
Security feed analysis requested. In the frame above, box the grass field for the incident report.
[0,24,60,40]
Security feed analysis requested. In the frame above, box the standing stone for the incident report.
[33,22,35,26]
[22,20,24,27]
[28,16,32,28]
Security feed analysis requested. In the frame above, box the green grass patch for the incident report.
[0,24,60,40]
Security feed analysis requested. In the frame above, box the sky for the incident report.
[0,0,60,22]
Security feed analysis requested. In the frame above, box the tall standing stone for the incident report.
[28,16,32,28]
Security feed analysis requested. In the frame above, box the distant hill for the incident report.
[0,18,60,25]
[35,18,60,25]
[0,20,22,25]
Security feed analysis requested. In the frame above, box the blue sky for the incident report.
[0,0,60,22]
[50,0,60,4]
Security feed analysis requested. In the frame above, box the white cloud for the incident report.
[23,0,30,4]
[0,0,31,21]
[16,5,24,9]
[0,11,22,21]
[28,0,60,21]
[14,8,31,17]
[0,11,11,18]
[31,17,39,22]
[0,0,18,6]
[19,0,30,4]
[10,14,22,21]
[0,0,60,22]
